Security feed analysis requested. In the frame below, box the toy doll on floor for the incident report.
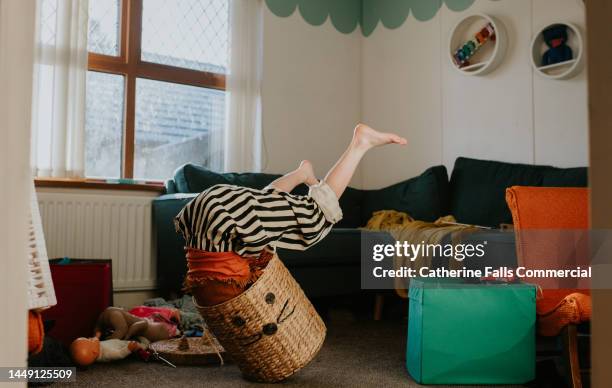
[69,307,176,366]
[175,124,407,307]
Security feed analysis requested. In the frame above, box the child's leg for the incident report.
[268,160,318,192]
[269,124,405,196]
[323,124,407,198]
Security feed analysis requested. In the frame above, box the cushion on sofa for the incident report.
[360,165,450,225]
[174,163,284,193]
[165,179,178,194]
[541,167,588,187]
[449,157,588,228]
[336,187,364,228]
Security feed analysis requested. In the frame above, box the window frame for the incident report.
[88,0,226,179]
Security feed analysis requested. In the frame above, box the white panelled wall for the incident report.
[262,0,588,189]
[360,0,587,188]
[261,6,363,186]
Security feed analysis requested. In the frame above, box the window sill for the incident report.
[34,178,166,193]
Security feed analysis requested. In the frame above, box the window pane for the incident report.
[141,0,229,73]
[88,0,121,56]
[134,78,225,180]
[85,71,124,178]
[40,0,58,46]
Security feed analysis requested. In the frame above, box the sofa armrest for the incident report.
[153,193,197,295]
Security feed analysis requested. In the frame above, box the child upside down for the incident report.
[175,124,407,306]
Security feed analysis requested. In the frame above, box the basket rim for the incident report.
[196,255,283,312]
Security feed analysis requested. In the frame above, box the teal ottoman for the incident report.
[407,278,536,385]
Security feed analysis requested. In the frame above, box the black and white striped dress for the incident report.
[174,184,341,258]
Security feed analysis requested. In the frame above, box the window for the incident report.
[86,0,228,180]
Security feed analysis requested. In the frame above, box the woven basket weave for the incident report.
[196,255,326,382]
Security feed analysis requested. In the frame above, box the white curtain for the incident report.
[31,0,89,178]
[225,0,263,173]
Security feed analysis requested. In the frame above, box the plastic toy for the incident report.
[541,24,573,66]
[453,22,496,68]
[70,336,145,366]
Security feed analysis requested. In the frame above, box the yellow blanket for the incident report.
[365,210,477,298]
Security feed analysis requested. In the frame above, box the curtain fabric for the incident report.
[225,0,263,173]
[31,0,89,178]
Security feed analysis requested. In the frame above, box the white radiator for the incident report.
[36,189,157,291]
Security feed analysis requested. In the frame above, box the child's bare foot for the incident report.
[353,123,407,151]
[297,160,318,186]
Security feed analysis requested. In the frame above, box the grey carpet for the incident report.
[55,315,526,388]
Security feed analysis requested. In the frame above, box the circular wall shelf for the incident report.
[530,23,584,80]
[448,13,508,76]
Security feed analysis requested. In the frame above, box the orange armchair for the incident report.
[506,186,591,388]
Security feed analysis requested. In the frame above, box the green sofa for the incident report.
[153,157,587,297]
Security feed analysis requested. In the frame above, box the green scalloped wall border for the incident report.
[265,0,489,37]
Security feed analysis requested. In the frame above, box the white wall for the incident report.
[531,0,588,167]
[0,0,37,378]
[361,6,443,188]
[360,0,588,188]
[261,7,363,186]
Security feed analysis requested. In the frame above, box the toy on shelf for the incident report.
[530,22,583,80]
[541,24,573,66]
[453,22,496,68]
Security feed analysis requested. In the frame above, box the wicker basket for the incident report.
[196,255,326,382]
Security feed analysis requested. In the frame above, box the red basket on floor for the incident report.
[42,259,113,345]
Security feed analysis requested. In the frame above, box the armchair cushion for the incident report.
[505,186,591,336]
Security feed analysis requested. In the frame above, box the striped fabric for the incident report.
[175,184,334,257]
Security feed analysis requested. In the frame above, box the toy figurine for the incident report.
[94,307,177,342]
[542,24,573,66]
[70,336,145,366]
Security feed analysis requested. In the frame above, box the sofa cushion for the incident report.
[336,187,364,228]
[164,179,178,194]
[174,163,284,193]
[449,157,588,228]
[360,165,450,225]
[541,167,588,187]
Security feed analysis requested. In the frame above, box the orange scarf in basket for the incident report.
[185,248,273,306]
[186,249,251,287]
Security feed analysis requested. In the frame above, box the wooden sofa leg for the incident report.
[562,324,582,388]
